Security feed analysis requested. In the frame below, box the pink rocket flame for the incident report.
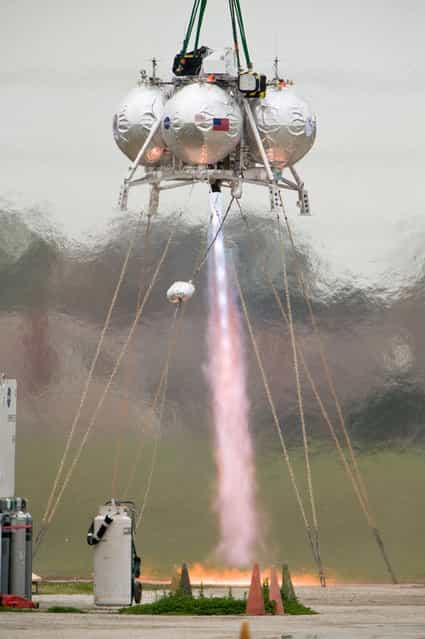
[205,192,258,565]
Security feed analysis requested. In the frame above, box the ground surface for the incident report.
[1,585,424,638]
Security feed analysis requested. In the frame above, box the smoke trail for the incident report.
[206,190,258,565]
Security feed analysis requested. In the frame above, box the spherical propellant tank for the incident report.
[248,85,317,168]
[113,83,167,165]
[161,82,243,165]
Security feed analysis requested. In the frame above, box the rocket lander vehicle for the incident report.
[114,0,316,219]
[95,2,316,604]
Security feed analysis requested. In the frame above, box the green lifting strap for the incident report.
[180,0,253,69]
[181,0,208,56]
[233,0,253,69]
[194,0,208,50]
[228,0,241,71]
[181,0,201,55]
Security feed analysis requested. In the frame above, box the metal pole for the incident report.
[243,100,274,182]
[119,118,163,209]
[126,117,163,183]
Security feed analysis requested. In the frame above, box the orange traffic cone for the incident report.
[246,564,265,615]
[240,621,251,638]
[269,567,284,614]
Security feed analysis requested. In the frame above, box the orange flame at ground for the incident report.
[187,564,329,586]
[140,563,337,587]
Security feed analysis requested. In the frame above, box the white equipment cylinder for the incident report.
[92,502,133,606]
[0,379,17,498]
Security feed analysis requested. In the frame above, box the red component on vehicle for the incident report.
[0,594,36,609]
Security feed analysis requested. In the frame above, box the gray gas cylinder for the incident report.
[25,512,32,599]
[0,512,11,593]
[9,507,27,597]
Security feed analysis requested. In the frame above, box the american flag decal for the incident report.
[213,118,230,132]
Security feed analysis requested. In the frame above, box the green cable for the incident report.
[194,0,208,50]
[234,0,252,68]
[181,0,201,55]
[229,0,241,70]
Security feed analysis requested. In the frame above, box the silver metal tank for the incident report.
[9,505,27,597]
[113,83,167,165]
[248,85,316,167]
[161,82,243,165]
[0,512,11,593]
[25,512,32,599]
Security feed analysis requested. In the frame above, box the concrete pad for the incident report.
[0,585,424,639]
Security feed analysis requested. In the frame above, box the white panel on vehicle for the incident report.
[201,48,238,77]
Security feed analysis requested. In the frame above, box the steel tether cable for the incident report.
[236,203,373,523]
[275,207,326,587]
[278,204,398,584]
[34,212,144,553]
[131,197,211,528]
[111,213,155,499]
[193,195,234,278]
[135,304,181,530]
[34,210,185,553]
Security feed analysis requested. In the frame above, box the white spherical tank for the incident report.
[113,84,167,165]
[161,83,242,165]
[249,86,317,168]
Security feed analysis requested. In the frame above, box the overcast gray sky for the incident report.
[1,0,424,287]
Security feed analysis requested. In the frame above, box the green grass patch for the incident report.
[46,606,86,613]
[119,592,316,615]
[283,599,317,615]
[121,594,247,615]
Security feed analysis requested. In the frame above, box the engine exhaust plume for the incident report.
[205,190,258,565]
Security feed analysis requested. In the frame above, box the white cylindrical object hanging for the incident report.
[166,281,195,304]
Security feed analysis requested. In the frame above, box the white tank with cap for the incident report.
[90,501,135,606]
